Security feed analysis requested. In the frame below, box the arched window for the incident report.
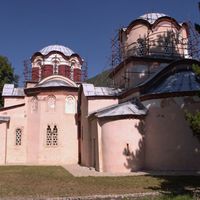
[52,125,58,146]
[65,95,76,114]
[46,125,58,146]
[52,56,60,75]
[15,128,22,146]
[47,95,56,111]
[31,96,38,112]
[70,60,76,80]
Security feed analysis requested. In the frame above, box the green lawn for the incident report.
[0,166,199,199]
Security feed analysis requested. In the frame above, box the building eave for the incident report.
[0,103,25,111]
[24,86,78,96]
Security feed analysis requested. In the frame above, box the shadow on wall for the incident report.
[127,30,182,59]
[123,120,145,172]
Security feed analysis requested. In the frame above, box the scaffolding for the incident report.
[109,20,200,88]
[111,22,200,68]
[187,21,200,60]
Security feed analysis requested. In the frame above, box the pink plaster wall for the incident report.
[123,21,188,58]
[80,92,90,166]
[26,91,78,165]
[1,105,27,164]
[100,118,145,172]
[113,60,168,89]
[88,98,118,113]
[0,88,79,165]
[26,96,40,164]
[80,93,118,167]
[144,97,200,170]
[0,123,7,164]
[4,97,25,107]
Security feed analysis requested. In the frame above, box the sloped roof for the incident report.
[89,98,147,118]
[138,59,200,95]
[0,116,10,122]
[36,75,77,88]
[39,44,74,56]
[2,84,25,97]
[146,71,200,94]
[119,59,200,99]
[82,83,122,97]
[36,79,76,88]
[139,13,168,24]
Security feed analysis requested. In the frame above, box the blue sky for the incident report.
[0,0,199,85]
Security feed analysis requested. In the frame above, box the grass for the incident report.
[0,166,199,199]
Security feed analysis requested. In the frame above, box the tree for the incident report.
[185,64,200,139]
[0,55,19,106]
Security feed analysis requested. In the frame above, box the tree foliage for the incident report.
[185,64,200,139]
[0,55,19,106]
[185,111,200,137]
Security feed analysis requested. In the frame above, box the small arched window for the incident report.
[15,128,22,146]
[65,95,76,114]
[31,96,38,112]
[47,95,56,111]
[52,56,60,75]
[37,59,42,67]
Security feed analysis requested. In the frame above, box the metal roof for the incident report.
[146,71,200,94]
[139,13,168,24]
[0,116,10,122]
[82,83,122,97]
[39,44,74,56]
[2,84,25,97]
[36,79,77,88]
[90,98,147,118]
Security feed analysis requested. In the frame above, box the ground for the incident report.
[0,166,199,199]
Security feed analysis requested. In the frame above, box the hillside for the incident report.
[86,69,113,87]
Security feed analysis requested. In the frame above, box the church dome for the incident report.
[39,44,74,56]
[138,13,168,24]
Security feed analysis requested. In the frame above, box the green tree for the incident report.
[185,64,200,139]
[0,55,19,106]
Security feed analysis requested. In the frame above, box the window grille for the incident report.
[52,125,58,146]
[46,125,58,146]
[16,128,22,146]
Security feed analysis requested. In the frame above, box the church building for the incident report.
[0,45,82,165]
[0,13,200,172]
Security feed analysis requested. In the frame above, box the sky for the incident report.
[0,0,200,85]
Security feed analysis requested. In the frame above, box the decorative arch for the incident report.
[47,95,56,111]
[38,75,77,87]
[51,55,61,75]
[31,96,38,112]
[65,95,76,114]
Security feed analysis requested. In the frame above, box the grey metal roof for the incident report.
[90,98,147,118]
[36,79,77,88]
[146,71,200,94]
[0,116,10,122]
[2,84,25,97]
[139,13,168,24]
[39,45,74,56]
[12,88,25,96]
[82,83,122,97]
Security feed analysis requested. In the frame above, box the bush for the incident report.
[185,111,200,137]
